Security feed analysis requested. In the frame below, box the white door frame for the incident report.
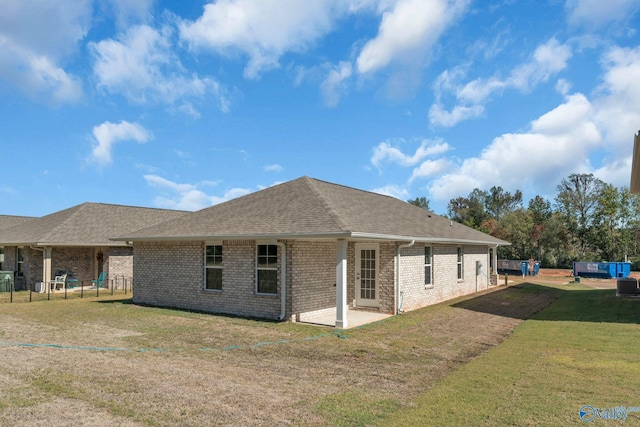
[355,243,379,308]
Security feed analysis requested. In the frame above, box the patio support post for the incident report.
[43,247,52,286]
[335,239,348,329]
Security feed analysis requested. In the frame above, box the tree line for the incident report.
[408,173,640,269]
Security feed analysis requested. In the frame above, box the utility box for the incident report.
[616,278,638,296]
[476,260,482,275]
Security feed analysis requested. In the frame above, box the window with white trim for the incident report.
[205,245,223,291]
[17,247,24,274]
[0,246,4,270]
[256,244,278,295]
[457,247,463,280]
[424,246,432,286]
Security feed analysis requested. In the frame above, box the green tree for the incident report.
[498,208,534,260]
[407,196,430,211]
[447,189,488,230]
[485,186,523,221]
[555,173,605,259]
[528,195,552,261]
[592,184,621,261]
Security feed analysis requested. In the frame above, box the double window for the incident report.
[424,246,432,287]
[457,247,463,280]
[205,245,223,290]
[256,244,278,295]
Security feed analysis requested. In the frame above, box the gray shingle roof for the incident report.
[0,203,187,246]
[117,177,509,246]
[0,215,35,231]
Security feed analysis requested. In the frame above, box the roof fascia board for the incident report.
[349,232,510,246]
[111,232,353,242]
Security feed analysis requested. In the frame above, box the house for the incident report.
[0,203,186,290]
[115,177,509,327]
[0,215,35,272]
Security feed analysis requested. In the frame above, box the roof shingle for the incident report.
[117,177,508,245]
[0,203,187,246]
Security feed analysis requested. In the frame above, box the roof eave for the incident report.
[111,231,510,246]
[349,232,511,246]
[111,232,353,242]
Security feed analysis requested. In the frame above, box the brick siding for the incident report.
[132,239,493,321]
[133,240,283,320]
[398,243,491,312]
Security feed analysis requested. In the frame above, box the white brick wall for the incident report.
[133,240,283,320]
[398,243,491,312]
[133,239,494,321]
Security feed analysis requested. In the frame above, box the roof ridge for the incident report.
[303,177,350,232]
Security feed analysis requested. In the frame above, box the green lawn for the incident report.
[0,282,637,426]
[381,283,640,426]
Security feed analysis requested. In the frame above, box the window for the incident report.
[205,245,223,290]
[0,246,4,269]
[424,246,432,286]
[256,244,278,295]
[457,247,463,280]
[17,247,24,274]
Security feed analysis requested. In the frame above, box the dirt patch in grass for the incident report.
[0,286,559,426]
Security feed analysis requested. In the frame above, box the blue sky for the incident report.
[1,0,640,217]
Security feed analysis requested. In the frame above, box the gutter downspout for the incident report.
[276,241,287,321]
[396,240,415,315]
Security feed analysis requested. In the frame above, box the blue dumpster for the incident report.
[573,262,631,279]
[497,260,525,275]
[497,260,540,276]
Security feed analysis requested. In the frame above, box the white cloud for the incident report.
[320,61,353,107]
[409,158,451,183]
[592,45,640,157]
[0,0,89,103]
[356,0,470,75]
[428,103,484,127]
[90,25,230,113]
[107,0,155,28]
[371,139,450,169]
[457,38,572,104]
[264,164,283,172]
[179,0,342,79]
[430,38,572,127]
[91,121,152,166]
[427,92,601,203]
[144,174,251,210]
[566,0,640,28]
[371,184,410,200]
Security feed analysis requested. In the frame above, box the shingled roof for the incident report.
[0,203,187,247]
[116,177,508,246]
[0,215,35,231]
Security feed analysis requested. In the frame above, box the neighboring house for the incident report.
[115,177,509,327]
[0,203,187,290]
[0,215,35,272]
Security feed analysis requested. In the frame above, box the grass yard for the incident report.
[0,281,637,426]
[383,283,640,426]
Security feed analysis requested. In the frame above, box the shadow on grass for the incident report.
[452,282,640,324]
[95,298,133,304]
